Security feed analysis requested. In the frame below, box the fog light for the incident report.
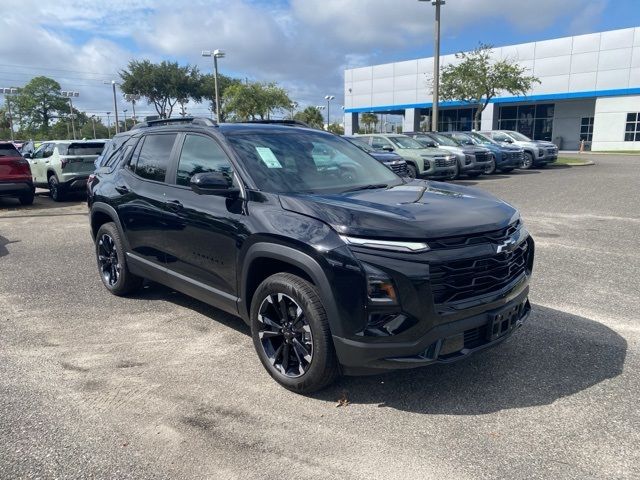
[364,264,398,304]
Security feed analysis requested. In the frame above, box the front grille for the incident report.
[474,152,490,163]
[389,162,408,176]
[546,147,558,155]
[432,156,456,167]
[429,237,532,304]
[427,220,520,250]
[509,151,524,160]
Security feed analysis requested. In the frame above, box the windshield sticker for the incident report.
[255,147,282,168]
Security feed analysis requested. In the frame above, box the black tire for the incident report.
[484,157,497,175]
[48,175,64,201]
[448,161,460,180]
[95,222,143,296]
[406,163,418,179]
[18,190,35,205]
[500,167,514,173]
[250,273,339,394]
[520,152,534,170]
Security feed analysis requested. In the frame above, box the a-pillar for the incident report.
[344,112,359,135]
[403,108,421,133]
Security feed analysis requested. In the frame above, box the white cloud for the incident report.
[0,0,614,124]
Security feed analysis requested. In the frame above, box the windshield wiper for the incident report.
[342,183,388,193]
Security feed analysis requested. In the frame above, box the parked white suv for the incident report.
[480,130,557,169]
[26,140,105,201]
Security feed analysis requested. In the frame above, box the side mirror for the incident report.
[424,140,437,148]
[382,145,394,152]
[23,152,32,159]
[190,171,240,197]
[503,137,513,143]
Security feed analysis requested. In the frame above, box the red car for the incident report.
[0,142,35,205]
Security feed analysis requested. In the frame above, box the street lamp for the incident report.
[90,115,97,139]
[61,91,79,140]
[289,101,298,120]
[201,49,225,122]
[419,0,444,132]
[106,111,112,138]
[0,87,20,142]
[324,95,335,130]
[104,80,120,133]
[124,93,140,125]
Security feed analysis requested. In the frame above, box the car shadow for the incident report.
[0,191,86,211]
[0,234,19,258]
[312,305,626,414]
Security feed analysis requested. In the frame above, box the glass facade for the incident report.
[498,103,554,141]
[580,117,594,142]
[418,107,478,132]
[625,113,640,142]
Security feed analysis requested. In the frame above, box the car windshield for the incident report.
[345,137,375,153]
[506,131,531,141]
[388,136,424,149]
[225,129,402,194]
[58,142,106,156]
[469,132,498,146]
[429,133,459,147]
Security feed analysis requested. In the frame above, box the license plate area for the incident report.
[487,303,523,342]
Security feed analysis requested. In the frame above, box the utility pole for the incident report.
[419,0,445,132]
[324,95,335,130]
[104,81,120,133]
[1,87,20,142]
[106,112,112,139]
[61,91,79,140]
[201,49,226,122]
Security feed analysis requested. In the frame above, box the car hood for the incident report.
[460,146,492,155]
[278,180,518,240]
[397,147,451,158]
[532,140,556,147]
[369,151,404,162]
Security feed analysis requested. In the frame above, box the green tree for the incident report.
[440,43,540,130]
[293,106,324,129]
[360,113,378,133]
[223,81,292,121]
[120,60,201,118]
[198,73,242,121]
[327,123,344,135]
[13,76,68,136]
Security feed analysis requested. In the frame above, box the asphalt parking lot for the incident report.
[1,154,638,479]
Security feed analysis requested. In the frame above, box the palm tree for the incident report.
[360,113,378,133]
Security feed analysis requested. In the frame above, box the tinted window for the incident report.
[58,142,105,156]
[370,136,388,149]
[176,135,233,186]
[0,144,21,157]
[133,134,177,182]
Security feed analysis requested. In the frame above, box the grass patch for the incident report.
[553,157,593,166]
[590,150,640,154]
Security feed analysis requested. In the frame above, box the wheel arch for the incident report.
[240,243,340,331]
[90,202,130,251]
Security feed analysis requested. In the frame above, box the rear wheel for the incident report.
[251,273,339,393]
[48,175,64,202]
[520,152,534,170]
[18,190,35,205]
[95,222,143,296]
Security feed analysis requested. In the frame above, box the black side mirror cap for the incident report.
[190,171,240,197]
[382,145,394,152]
[23,153,32,159]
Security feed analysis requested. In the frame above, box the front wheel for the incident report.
[448,161,460,180]
[251,273,339,394]
[520,152,534,170]
[484,157,497,175]
[406,163,418,179]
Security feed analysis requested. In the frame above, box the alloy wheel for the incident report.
[257,293,313,378]
[97,233,121,286]
[484,157,497,175]
[521,154,533,169]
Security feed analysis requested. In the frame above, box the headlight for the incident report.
[340,235,430,253]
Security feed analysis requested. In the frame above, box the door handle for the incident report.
[115,184,130,194]
[165,200,183,212]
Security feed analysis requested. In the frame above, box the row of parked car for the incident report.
[0,128,558,207]
[344,130,559,180]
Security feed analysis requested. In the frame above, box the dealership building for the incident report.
[343,27,640,151]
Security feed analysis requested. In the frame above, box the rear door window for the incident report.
[0,144,21,157]
[131,134,177,182]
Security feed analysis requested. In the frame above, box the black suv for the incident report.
[88,118,534,393]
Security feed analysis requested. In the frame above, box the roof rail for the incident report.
[131,117,217,130]
[240,119,312,128]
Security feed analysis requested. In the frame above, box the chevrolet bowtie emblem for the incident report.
[496,237,518,254]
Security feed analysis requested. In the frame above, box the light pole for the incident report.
[90,115,97,139]
[106,111,112,139]
[104,81,120,133]
[0,87,19,142]
[61,91,79,140]
[124,93,140,125]
[290,102,298,120]
[201,49,225,121]
[419,0,444,132]
[123,109,128,130]
[324,95,335,130]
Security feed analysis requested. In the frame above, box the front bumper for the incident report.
[0,180,34,196]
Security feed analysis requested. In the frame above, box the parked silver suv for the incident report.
[480,130,557,169]
[355,134,456,179]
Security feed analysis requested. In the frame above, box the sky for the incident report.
[1,0,639,125]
